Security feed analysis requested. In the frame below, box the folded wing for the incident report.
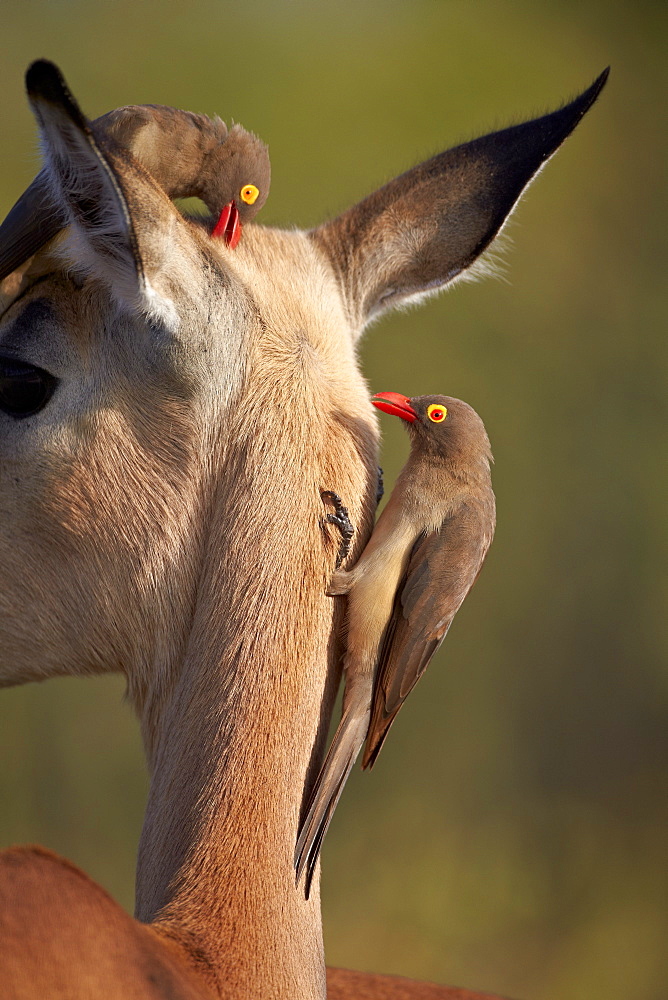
[363,500,495,768]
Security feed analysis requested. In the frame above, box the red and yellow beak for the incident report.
[212,200,242,248]
[371,392,417,423]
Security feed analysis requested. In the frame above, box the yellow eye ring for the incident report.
[240,184,259,205]
[427,403,447,423]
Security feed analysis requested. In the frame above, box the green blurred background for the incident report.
[0,2,665,998]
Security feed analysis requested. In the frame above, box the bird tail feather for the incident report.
[294,707,370,898]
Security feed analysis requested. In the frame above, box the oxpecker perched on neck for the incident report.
[295,393,496,896]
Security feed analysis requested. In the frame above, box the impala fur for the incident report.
[0,60,607,999]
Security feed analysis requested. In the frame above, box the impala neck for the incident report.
[133,378,374,999]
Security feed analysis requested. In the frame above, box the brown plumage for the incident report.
[0,75,270,280]
[295,393,496,894]
[99,105,270,225]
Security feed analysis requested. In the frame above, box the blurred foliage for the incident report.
[0,2,666,999]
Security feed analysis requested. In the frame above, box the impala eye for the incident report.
[240,184,259,205]
[0,357,58,418]
[426,403,447,423]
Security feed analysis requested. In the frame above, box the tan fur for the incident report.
[0,846,503,1000]
[0,60,606,998]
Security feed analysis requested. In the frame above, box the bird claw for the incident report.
[321,490,354,568]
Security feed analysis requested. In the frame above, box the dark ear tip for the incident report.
[568,67,610,123]
[583,66,610,107]
[540,66,610,151]
[25,60,67,101]
[25,60,89,132]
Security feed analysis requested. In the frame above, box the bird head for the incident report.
[219,124,271,222]
[209,125,271,247]
[371,392,492,465]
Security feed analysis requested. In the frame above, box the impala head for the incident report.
[0,59,607,709]
[0,59,608,998]
[0,62,270,697]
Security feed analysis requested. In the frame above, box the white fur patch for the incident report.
[143,282,180,330]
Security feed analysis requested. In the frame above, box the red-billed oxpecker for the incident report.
[0,64,270,280]
[295,393,496,895]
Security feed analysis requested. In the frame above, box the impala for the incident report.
[0,60,607,999]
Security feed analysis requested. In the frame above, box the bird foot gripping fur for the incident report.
[321,490,354,569]
[376,466,384,505]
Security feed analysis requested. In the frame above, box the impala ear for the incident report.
[24,60,183,326]
[313,69,608,333]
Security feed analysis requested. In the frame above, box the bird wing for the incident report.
[362,500,494,768]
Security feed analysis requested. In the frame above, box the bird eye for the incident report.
[240,184,259,205]
[0,356,58,418]
[426,404,447,423]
